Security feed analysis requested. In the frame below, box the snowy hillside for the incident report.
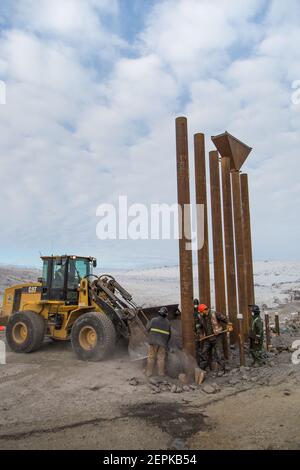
[0,261,299,310]
[114,261,300,309]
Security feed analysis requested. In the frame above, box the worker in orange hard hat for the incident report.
[195,304,229,372]
[194,303,209,335]
[199,304,208,313]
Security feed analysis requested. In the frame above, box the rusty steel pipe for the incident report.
[241,174,255,328]
[231,170,249,336]
[209,151,228,359]
[175,117,196,359]
[238,315,245,366]
[194,133,211,307]
[275,313,280,336]
[222,157,238,344]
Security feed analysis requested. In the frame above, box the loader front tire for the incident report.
[6,311,45,353]
[71,312,116,361]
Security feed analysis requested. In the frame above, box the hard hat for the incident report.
[249,304,260,315]
[158,307,168,317]
[198,304,208,313]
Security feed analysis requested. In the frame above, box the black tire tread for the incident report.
[6,310,45,353]
[71,312,116,361]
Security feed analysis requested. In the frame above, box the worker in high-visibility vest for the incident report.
[145,307,171,377]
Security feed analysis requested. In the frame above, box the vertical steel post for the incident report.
[264,313,271,351]
[175,117,196,359]
[238,315,245,366]
[241,173,255,328]
[275,313,280,336]
[221,157,238,343]
[231,170,249,335]
[194,133,211,307]
[209,151,228,359]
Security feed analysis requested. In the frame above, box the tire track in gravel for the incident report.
[0,415,124,441]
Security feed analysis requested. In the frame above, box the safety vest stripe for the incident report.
[150,328,170,336]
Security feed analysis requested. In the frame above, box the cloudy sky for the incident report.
[0,0,299,269]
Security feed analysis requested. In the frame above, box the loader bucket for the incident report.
[128,322,148,361]
[128,304,180,361]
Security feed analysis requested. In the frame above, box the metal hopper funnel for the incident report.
[211,131,252,170]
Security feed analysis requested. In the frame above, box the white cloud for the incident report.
[14,0,119,36]
[0,0,299,266]
[140,0,264,80]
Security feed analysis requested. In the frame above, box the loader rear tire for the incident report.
[6,311,45,353]
[71,312,116,361]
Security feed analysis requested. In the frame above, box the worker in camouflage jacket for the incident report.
[193,298,203,361]
[195,304,228,371]
[249,305,264,366]
[193,298,200,332]
[145,307,171,377]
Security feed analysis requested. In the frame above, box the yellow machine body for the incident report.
[0,278,99,340]
[0,255,179,361]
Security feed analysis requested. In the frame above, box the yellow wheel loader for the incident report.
[0,255,179,361]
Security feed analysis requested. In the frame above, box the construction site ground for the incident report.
[1,301,300,450]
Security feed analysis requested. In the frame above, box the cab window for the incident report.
[67,258,91,304]
[68,259,90,287]
[75,259,91,279]
[52,259,66,289]
[42,259,49,285]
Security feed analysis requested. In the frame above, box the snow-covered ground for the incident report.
[1,261,299,310]
[252,261,300,308]
[113,261,300,310]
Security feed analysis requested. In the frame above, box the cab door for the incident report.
[66,258,91,305]
[41,257,67,301]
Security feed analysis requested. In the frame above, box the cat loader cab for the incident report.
[40,255,97,304]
